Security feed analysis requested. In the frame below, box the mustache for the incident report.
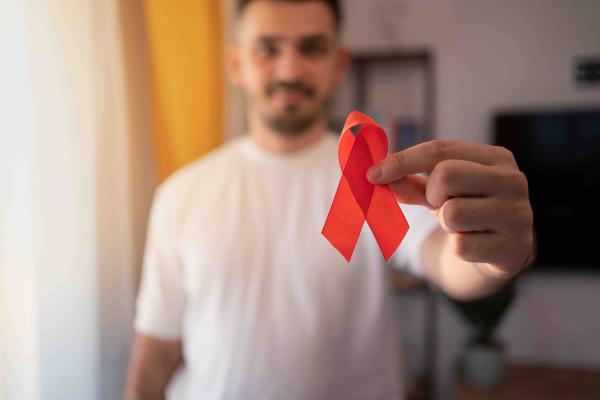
[265,81,315,98]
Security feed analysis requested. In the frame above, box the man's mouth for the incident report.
[265,81,315,98]
[272,89,306,102]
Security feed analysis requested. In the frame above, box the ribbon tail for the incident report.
[366,185,410,261]
[322,175,365,261]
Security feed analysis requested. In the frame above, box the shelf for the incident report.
[457,364,600,400]
[352,48,433,64]
[330,47,436,152]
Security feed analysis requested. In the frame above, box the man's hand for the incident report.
[367,140,534,280]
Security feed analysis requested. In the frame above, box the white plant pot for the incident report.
[462,341,506,390]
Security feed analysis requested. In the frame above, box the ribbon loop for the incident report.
[322,111,410,261]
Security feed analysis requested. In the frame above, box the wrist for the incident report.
[475,262,521,280]
[476,234,537,280]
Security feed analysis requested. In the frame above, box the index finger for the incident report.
[367,140,514,184]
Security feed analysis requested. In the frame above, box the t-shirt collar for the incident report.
[240,133,336,165]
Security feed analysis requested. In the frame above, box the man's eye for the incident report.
[300,43,327,57]
[257,43,278,57]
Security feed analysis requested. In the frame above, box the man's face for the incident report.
[231,1,348,136]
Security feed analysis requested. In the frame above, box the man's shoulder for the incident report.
[153,137,246,210]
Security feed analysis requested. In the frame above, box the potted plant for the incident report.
[448,284,517,390]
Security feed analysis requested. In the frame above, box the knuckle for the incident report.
[425,184,442,208]
[427,140,450,160]
[452,234,474,260]
[391,151,407,171]
[509,170,529,197]
[516,171,530,195]
[433,160,458,187]
[382,151,406,178]
[442,200,464,231]
[516,202,534,230]
[525,204,534,224]
[428,161,459,208]
[496,168,529,198]
[499,199,532,233]
[494,145,517,164]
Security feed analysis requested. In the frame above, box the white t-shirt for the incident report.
[135,133,439,400]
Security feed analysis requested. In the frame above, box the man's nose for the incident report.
[274,49,305,82]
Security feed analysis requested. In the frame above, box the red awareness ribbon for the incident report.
[322,111,409,261]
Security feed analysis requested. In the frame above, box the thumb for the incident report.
[386,175,434,209]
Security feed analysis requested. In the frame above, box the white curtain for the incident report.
[0,1,155,399]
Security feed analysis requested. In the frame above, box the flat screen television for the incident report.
[494,107,600,271]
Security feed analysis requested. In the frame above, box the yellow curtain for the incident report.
[144,0,224,180]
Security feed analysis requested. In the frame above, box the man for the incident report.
[125,1,534,399]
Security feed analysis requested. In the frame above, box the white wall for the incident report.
[340,0,600,398]
[1,1,100,398]
[342,0,600,142]
[0,2,41,398]
[0,2,155,399]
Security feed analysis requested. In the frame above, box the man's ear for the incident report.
[226,44,243,88]
[333,48,351,88]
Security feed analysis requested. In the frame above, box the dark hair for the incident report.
[236,0,342,29]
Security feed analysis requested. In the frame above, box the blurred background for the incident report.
[1,0,599,399]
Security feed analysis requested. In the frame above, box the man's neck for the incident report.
[247,112,327,154]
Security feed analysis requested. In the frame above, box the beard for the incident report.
[260,80,327,137]
[265,103,322,137]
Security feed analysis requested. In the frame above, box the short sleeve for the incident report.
[392,204,440,278]
[134,187,185,340]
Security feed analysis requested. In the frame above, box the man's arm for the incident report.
[367,140,535,300]
[421,227,532,300]
[124,333,183,400]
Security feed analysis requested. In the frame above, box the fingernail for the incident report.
[367,165,382,183]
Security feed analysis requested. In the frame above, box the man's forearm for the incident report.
[123,334,183,400]
[124,364,172,400]
[421,228,521,300]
